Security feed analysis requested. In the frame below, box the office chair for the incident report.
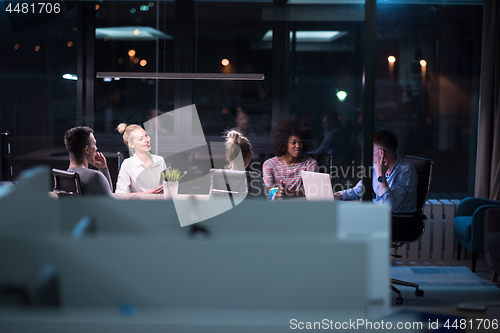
[51,169,81,196]
[117,150,130,169]
[484,208,500,282]
[391,155,433,305]
[454,197,500,272]
[310,153,332,175]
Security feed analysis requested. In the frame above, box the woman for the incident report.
[218,130,272,199]
[115,123,166,194]
[262,115,317,198]
[225,129,253,171]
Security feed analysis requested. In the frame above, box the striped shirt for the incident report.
[263,156,318,191]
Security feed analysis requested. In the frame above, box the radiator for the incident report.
[394,199,464,260]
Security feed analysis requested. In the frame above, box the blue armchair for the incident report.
[454,197,500,272]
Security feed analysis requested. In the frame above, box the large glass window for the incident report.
[288,2,482,197]
[288,3,365,188]
[94,1,176,136]
[374,3,482,197]
[0,1,78,174]
[192,1,273,137]
[0,0,483,198]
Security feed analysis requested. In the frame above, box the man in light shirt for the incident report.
[334,130,417,213]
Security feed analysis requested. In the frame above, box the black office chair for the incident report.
[312,153,333,175]
[391,155,433,305]
[52,169,82,196]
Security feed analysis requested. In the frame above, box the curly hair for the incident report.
[64,126,93,160]
[270,115,314,156]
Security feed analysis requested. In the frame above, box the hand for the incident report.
[92,152,107,169]
[272,181,285,201]
[144,185,164,194]
[333,192,343,200]
[374,157,389,178]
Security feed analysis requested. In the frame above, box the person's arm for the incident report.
[262,159,275,193]
[91,171,114,198]
[377,166,417,212]
[334,180,363,201]
[90,151,113,193]
[99,168,113,192]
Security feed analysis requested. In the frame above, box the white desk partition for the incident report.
[337,202,392,310]
[0,168,391,332]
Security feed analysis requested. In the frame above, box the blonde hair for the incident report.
[225,130,252,168]
[117,123,141,147]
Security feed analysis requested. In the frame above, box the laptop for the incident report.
[209,169,268,199]
[301,170,334,201]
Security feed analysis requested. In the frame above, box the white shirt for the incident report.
[115,153,167,193]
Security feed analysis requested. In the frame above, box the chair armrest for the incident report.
[484,208,500,234]
[457,197,500,217]
[470,205,500,250]
[392,212,427,220]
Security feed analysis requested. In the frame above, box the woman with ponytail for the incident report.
[222,130,276,199]
[225,130,253,171]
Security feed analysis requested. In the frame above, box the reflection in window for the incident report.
[374,4,482,197]
[94,1,175,136]
[0,2,78,174]
[193,2,273,136]
[289,2,481,197]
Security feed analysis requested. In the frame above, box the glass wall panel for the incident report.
[288,3,365,188]
[374,3,482,197]
[0,1,78,175]
[94,1,175,136]
[288,2,481,197]
[192,1,273,137]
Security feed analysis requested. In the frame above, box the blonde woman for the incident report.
[225,130,253,171]
[115,123,166,194]
[223,130,278,199]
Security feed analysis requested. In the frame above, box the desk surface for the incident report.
[113,193,209,200]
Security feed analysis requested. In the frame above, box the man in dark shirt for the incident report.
[64,126,113,197]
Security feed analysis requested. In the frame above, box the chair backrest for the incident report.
[314,153,333,175]
[52,169,82,196]
[117,150,130,169]
[403,155,433,214]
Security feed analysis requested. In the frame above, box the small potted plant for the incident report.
[162,168,185,199]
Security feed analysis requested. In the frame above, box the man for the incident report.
[231,107,256,136]
[65,126,114,197]
[334,130,417,213]
[311,114,350,162]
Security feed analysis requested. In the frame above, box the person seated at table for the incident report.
[225,129,252,171]
[230,107,257,137]
[115,123,166,194]
[263,115,317,198]
[65,126,113,197]
[334,130,417,213]
[223,130,272,199]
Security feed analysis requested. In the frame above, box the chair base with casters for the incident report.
[391,212,426,305]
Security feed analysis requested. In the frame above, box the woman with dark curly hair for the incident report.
[263,115,318,197]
